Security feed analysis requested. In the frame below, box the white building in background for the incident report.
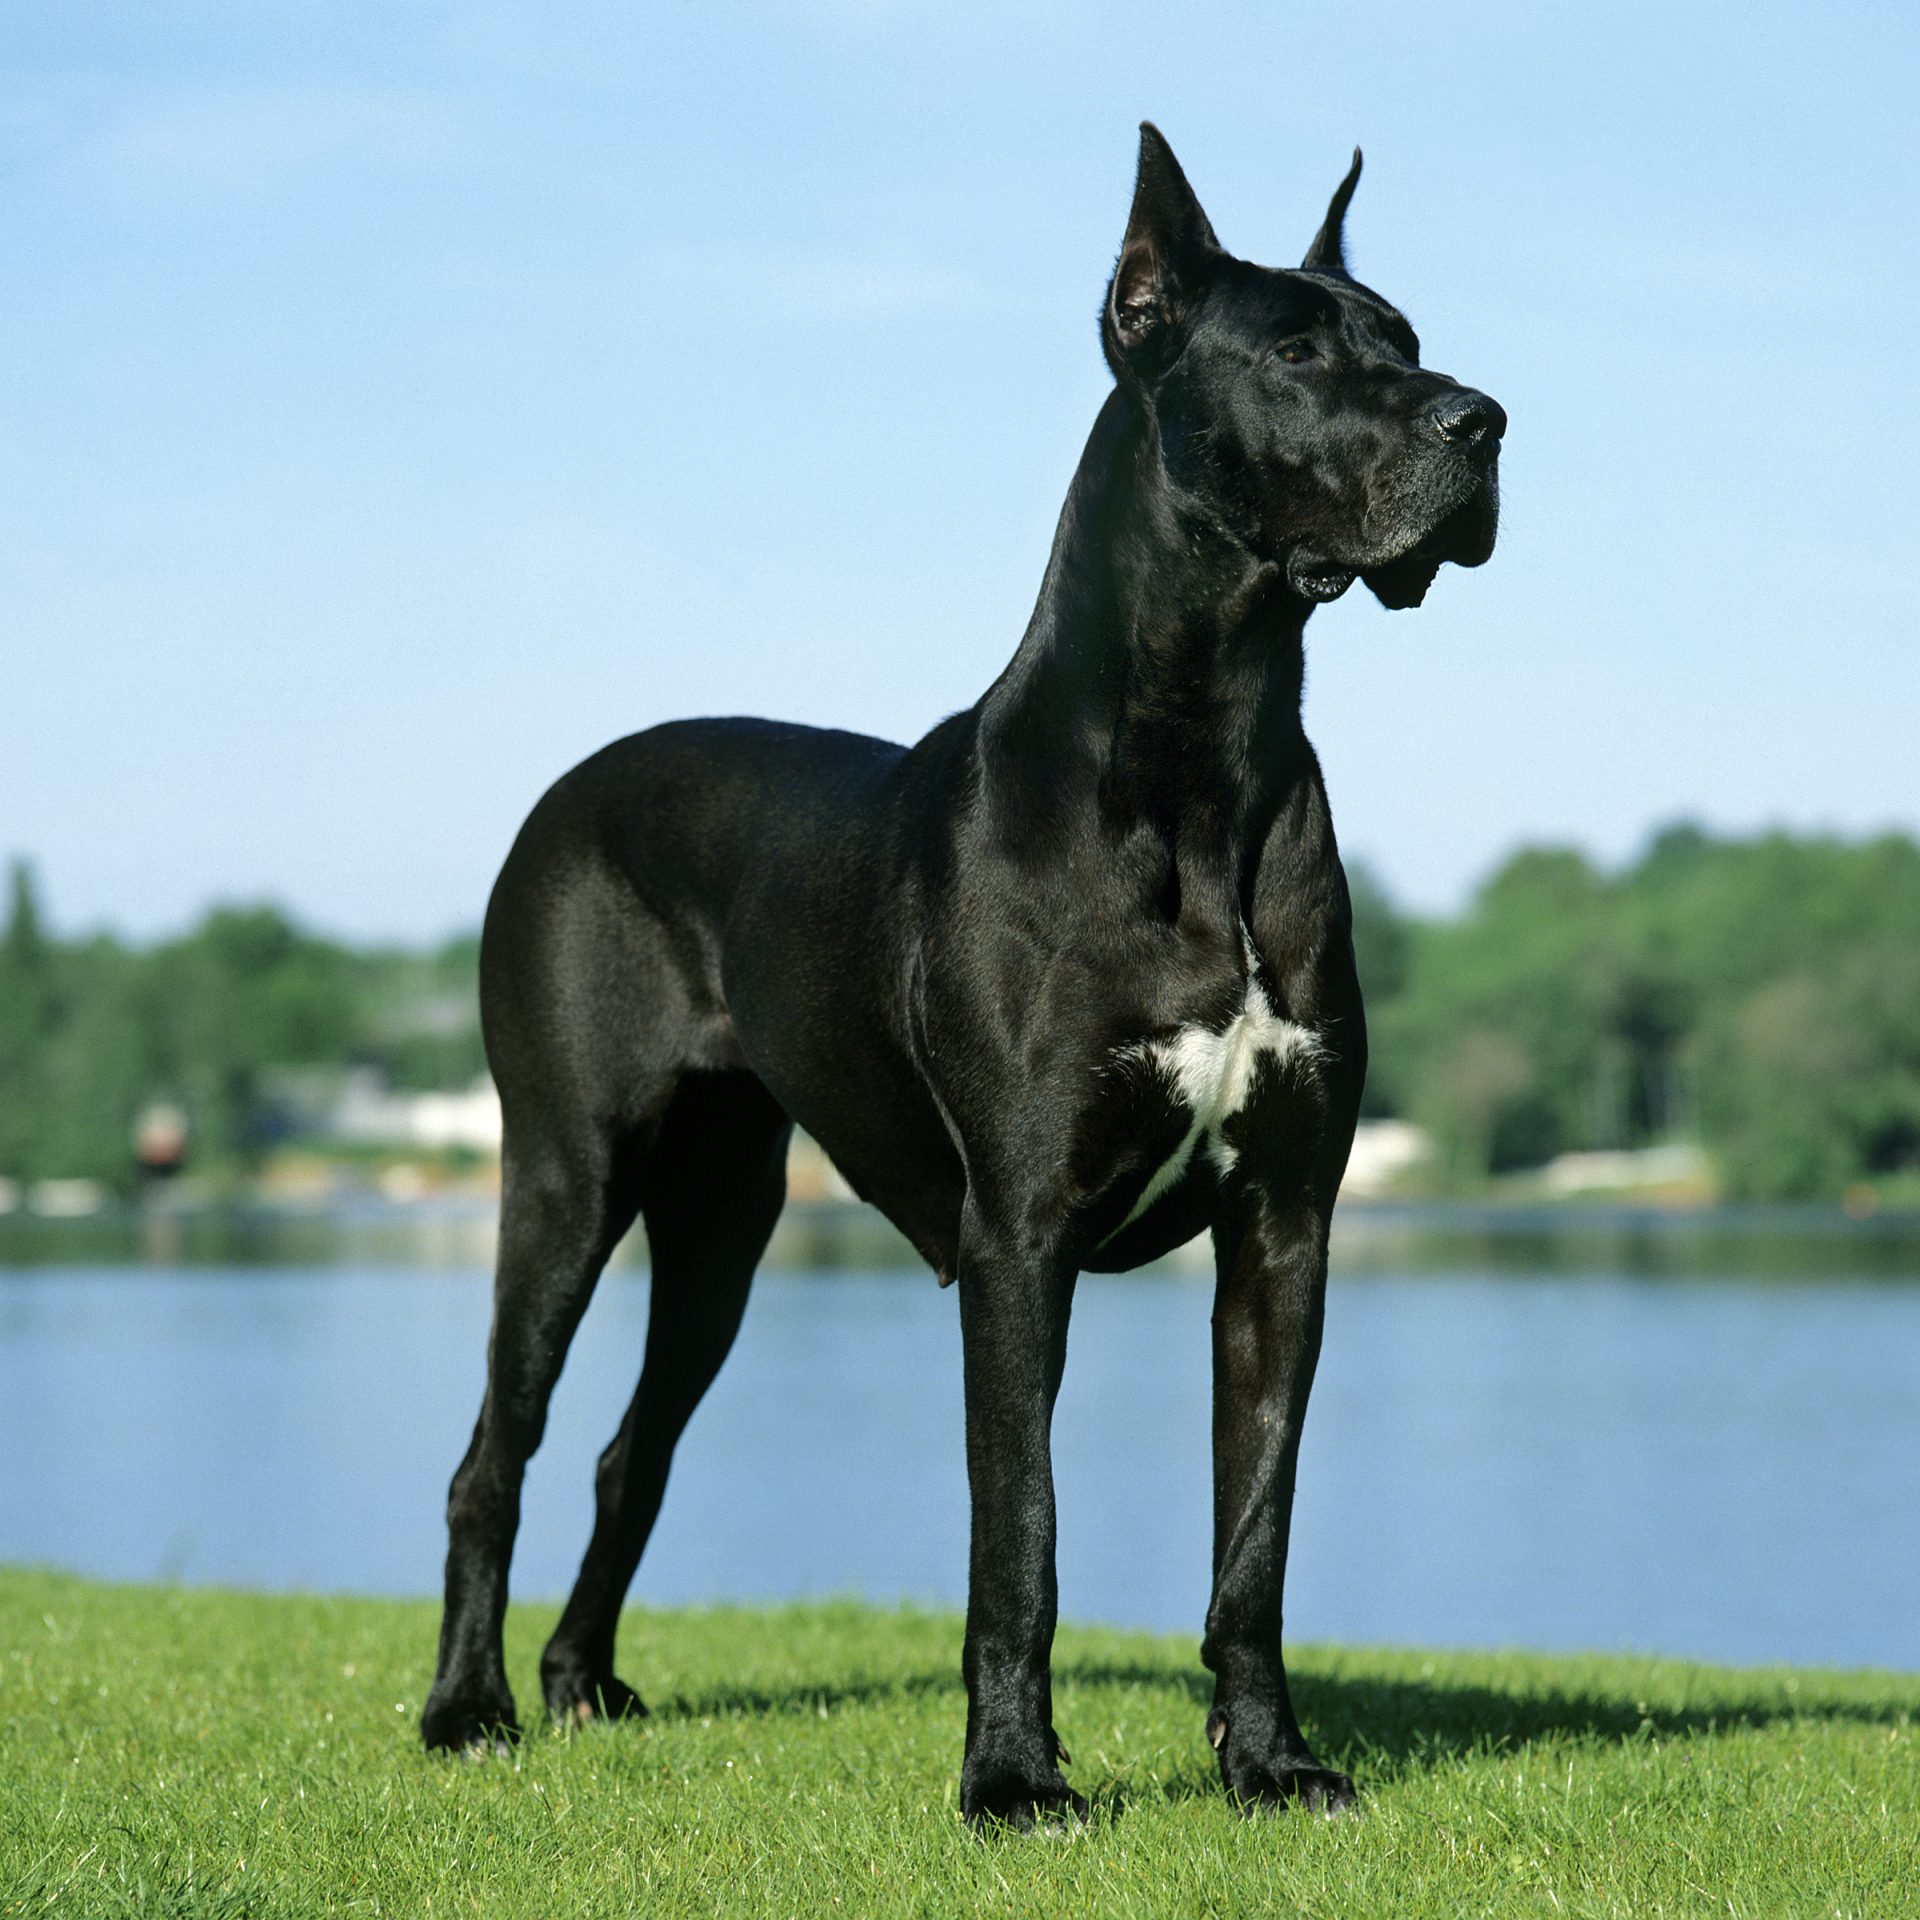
[327,1068,503,1154]
[12,1178,110,1216]
[1540,1142,1710,1196]
[1339,1119,1432,1198]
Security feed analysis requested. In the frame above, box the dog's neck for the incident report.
[976,389,1318,879]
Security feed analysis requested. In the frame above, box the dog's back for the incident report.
[480,717,903,1115]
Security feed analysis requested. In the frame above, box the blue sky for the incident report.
[5,1,1916,940]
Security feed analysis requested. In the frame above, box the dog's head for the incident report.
[1102,124,1504,610]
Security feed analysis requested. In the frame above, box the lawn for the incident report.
[1,1569,1914,1918]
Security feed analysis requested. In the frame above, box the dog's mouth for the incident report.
[1358,550,1444,612]
[1359,481,1500,610]
[1287,474,1500,612]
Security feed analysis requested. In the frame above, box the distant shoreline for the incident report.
[3,1190,1916,1278]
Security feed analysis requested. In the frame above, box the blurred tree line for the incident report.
[3,823,1918,1200]
[1352,825,1920,1199]
[0,862,483,1187]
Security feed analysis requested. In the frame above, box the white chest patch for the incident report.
[1105,941,1324,1239]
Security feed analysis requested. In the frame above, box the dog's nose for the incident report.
[1432,390,1506,450]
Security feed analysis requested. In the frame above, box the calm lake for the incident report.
[2,1205,1916,1671]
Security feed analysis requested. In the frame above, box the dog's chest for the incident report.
[1105,943,1323,1237]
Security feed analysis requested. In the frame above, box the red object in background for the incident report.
[134,1102,188,1178]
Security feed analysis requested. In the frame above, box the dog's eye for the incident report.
[1275,338,1317,366]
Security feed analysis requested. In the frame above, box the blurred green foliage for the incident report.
[0,862,482,1187]
[3,823,1918,1201]
[1358,824,1920,1198]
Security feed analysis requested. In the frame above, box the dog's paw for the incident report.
[961,1773,1089,1833]
[420,1684,522,1756]
[541,1660,649,1728]
[1223,1760,1359,1816]
[1208,1709,1358,1816]
[960,1740,1088,1833]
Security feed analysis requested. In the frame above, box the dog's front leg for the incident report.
[954,1207,1086,1829]
[1201,1190,1357,1814]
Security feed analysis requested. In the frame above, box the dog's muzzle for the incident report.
[1360,475,1500,609]
[1290,386,1506,610]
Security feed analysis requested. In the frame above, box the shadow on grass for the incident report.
[650,1657,1913,1795]
[1063,1661,1915,1794]
[655,1668,960,1723]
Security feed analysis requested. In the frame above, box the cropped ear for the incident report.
[1301,147,1363,272]
[1103,123,1220,380]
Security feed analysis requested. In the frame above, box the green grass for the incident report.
[1,1570,1915,1918]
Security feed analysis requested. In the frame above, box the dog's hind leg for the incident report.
[421,836,709,1753]
[419,1114,648,1751]
[538,1069,791,1724]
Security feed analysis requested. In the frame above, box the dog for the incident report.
[422,124,1503,1826]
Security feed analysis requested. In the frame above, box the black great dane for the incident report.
[423,125,1503,1826]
